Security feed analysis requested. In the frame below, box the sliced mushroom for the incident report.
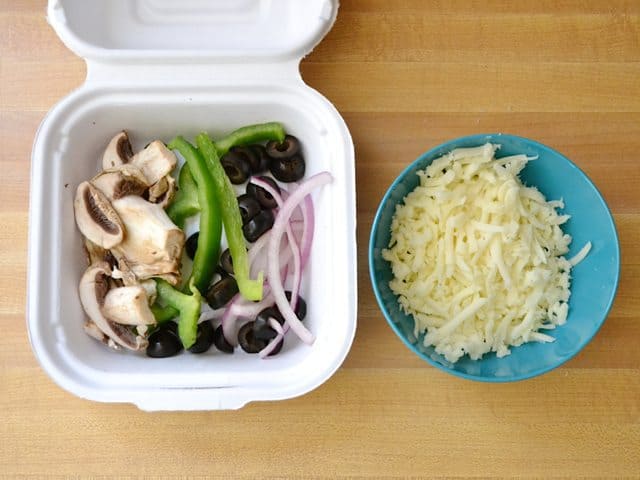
[78,262,147,351]
[83,238,116,268]
[74,181,124,249]
[148,174,176,208]
[136,325,150,336]
[129,141,177,185]
[102,131,133,170]
[148,175,169,202]
[109,249,138,286]
[139,279,158,305]
[111,195,184,284]
[91,164,149,200]
[83,320,108,345]
[102,285,156,326]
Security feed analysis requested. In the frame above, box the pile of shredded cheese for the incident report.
[382,143,591,363]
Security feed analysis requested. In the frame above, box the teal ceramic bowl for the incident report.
[369,134,620,382]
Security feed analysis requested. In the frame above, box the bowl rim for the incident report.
[368,133,621,382]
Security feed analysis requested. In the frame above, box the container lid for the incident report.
[47,0,338,63]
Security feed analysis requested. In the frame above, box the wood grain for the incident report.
[1,0,639,478]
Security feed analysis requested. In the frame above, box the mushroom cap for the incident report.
[139,279,158,305]
[102,131,133,170]
[83,320,108,345]
[78,262,147,351]
[148,174,176,208]
[74,181,124,249]
[102,285,156,326]
[111,195,184,283]
[91,164,149,201]
[108,248,138,286]
[83,238,116,267]
[130,140,177,185]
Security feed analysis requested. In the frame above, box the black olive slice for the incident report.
[188,321,215,354]
[266,338,283,356]
[246,175,280,209]
[285,291,307,321]
[253,316,280,342]
[242,209,274,242]
[266,135,301,159]
[185,232,199,260]
[250,144,271,174]
[238,321,267,354]
[220,248,234,275]
[205,276,239,310]
[237,194,262,225]
[256,306,285,327]
[221,150,251,184]
[229,146,259,174]
[213,325,234,354]
[146,323,183,358]
[164,321,179,336]
[269,155,305,183]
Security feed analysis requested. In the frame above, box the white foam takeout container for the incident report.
[27,0,356,410]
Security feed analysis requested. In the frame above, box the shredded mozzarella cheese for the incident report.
[382,144,589,363]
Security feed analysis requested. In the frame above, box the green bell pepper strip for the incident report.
[214,122,285,156]
[166,164,199,230]
[155,279,201,348]
[150,303,178,324]
[167,136,222,295]
[196,132,263,301]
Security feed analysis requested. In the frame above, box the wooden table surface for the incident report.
[2,1,639,477]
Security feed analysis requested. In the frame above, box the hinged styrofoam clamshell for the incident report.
[28,0,356,410]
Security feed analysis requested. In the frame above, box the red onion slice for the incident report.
[221,293,243,346]
[230,290,274,318]
[198,303,224,322]
[250,177,302,311]
[258,318,286,358]
[299,192,315,270]
[264,172,332,344]
[221,285,273,346]
[248,230,271,266]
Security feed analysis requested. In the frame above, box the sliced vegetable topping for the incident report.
[167,137,222,295]
[221,287,275,346]
[146,322,183,358]
[187,320,215,354]
[196,132,263,301]
[215,122,286,156]
[185,232,199,260]
[166,164,199,229]
[237,194,262,224]
[213,325,234,354]
[266,135,305,182]
[242,209,274,243]
[150,303,179,324]
[266,172,333,345]
[205,275,239,310]
[220,149,251,184]
[249,176,302,311]
[155,278,202,349]
[219,248,234,275]
[249,145,271,174]
[76,123,325,359]
[247,175,280,209]
[259,318,285,358]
